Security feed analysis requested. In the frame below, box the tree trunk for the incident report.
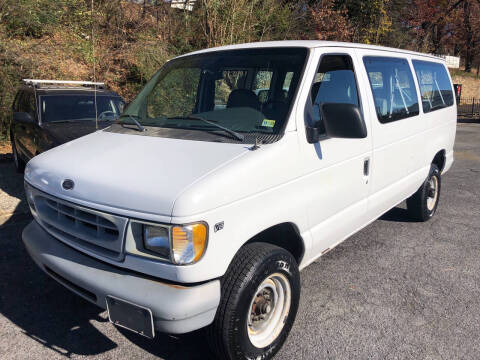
[142,0,147,19]
[463,0,473,72]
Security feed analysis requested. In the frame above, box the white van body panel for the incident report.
[23,41,456,285]
[25,130,250,218]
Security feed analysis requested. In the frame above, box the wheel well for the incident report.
[246,223,305,265]
[432,150,446,172]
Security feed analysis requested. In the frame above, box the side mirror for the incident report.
[321,103,367,139]
[13,112,34,124]
[306,123,323,144]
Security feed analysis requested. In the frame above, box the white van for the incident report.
[22,41,456,359]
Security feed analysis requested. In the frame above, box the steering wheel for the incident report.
[98,111,116,121]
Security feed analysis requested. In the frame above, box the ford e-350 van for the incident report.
[22,41,456,359]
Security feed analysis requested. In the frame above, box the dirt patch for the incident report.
[0,141,12,161]
[0,140,11,154]
[0,140,12,155]
[451,74,480,98]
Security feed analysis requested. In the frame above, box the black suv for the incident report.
[10,80,124,172]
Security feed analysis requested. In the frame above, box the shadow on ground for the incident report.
[379,205,419,223]
[457,118,480,124]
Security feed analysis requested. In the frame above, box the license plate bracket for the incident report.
[106,295,154,339]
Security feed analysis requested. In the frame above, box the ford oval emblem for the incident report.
[62,179,75,190]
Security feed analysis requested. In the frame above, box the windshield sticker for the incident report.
[262,119,276,128]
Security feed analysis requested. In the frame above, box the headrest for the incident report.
[227,89,261,111]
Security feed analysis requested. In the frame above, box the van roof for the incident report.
[176,40,444,62]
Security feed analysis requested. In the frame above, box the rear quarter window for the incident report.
[412,60,454,113]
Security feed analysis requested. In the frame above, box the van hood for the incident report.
[25,130,249,217]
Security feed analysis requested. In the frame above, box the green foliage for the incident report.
[189,0,302,48]
[3,0,89,38]
[334,0,392,44]
[450,68,479,79]
[0,58,18,139]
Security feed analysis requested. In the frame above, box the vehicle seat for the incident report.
[227,89,261,111]
[263,101,289,121]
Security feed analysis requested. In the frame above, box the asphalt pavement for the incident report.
[0,123,479,359]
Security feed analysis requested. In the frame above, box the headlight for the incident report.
[142,222,208,265]
[171,223,207,265]
[144,225,170,259]
[24,182,36,213]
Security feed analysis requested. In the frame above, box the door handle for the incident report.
[363,158,370,177]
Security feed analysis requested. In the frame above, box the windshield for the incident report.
[40,95,124,123]
[118,47,308,143]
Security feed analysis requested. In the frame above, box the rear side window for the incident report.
[363,57,419,123]
[412,60,454,113]
[253,70,273,104]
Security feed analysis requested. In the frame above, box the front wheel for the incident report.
[207,243,300,360]
[407,164,441,221]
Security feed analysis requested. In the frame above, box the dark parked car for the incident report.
[10,79,124,172]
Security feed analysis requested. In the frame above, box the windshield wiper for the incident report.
[168,115,244,141]
[118,114,146,132]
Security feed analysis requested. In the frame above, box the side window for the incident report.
[363,56,419,123]
[147,67,201,118]
[310,54,359,126]
[18,91,36,119]
[412,60,454,113]
[252,70,273,104]
[214,70,248,110]
[12,91,22,112]
[17,93,28,113]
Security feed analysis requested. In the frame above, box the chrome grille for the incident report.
[31,190,128,261]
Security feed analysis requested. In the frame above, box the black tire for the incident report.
[407,164,441,221]
[207,243,300,360]
[11,133,26,173]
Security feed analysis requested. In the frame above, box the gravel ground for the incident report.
[0,123,479,359]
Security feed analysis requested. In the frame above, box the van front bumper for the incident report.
[22,220,220,334]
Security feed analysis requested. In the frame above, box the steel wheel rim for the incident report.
[426,176,438,211]
[247,272,291,348]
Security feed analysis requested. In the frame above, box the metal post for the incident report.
[472,99,475,118]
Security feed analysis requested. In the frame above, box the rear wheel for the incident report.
[407,164,441,221]
[207,243,300,360]
[11,134,26,173]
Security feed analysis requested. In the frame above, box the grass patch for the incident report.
[450,69,480,79]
